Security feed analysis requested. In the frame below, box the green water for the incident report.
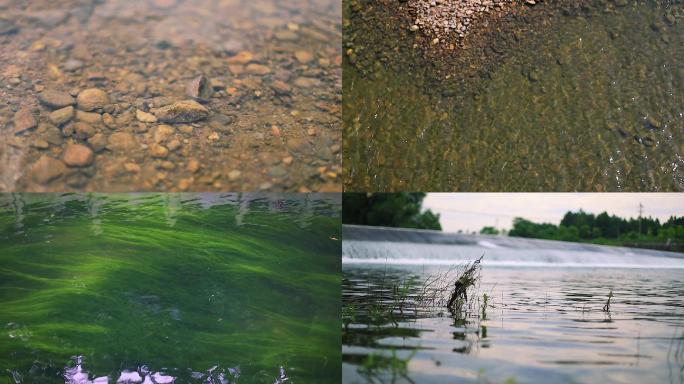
[343,1,684,191]
[0,193,341,383]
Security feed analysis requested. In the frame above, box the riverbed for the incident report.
[343,0,684,191]
[0,0,341,192]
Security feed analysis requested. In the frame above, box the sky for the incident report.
[422,193,684,233]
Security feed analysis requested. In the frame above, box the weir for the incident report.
[343,225,684,268]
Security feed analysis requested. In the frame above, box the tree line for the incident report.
[487,210,684,251]
[342,193,441,230]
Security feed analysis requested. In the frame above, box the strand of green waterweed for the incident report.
[0,210,340,384]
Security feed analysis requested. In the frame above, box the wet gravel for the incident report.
[0,0,342,192]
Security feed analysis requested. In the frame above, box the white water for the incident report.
[342,226,684,269]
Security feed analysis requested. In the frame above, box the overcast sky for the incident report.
[423,193,684,233]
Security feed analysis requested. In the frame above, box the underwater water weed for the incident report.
[359,348,417,384]
[343,303,357,331]
[0,194,342,384]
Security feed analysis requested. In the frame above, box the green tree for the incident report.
[342,193,442,230]
[480,226,500,235]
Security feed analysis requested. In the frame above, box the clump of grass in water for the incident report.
[446,255,483,314]
[603,289,613,312]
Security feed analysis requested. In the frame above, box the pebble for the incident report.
[64,59,84,72]
[646,116,662,129]
[154,100,209,123]
[186,159,201,173]
[294,51,314,64]
[167,139,182,151]
[63,144,94,167]
[124,163,141,173]
[102,113,116,128]
[271,80,292,95]
[150,143,169,158]
[38,90,75,109]
[186,75,212,102]
[14,107,38,134]
[49,106,74,127]
[160,161,175,170]
[227,51,254,65]
[153,125,175,143]
[274,30,298,41]
[77,88,109,111]
[45,126,64,145]
[30,156,66,184]
[74,111,100,125]
[245,64,271,75]
[228,170,241,181]
[31,139,50,149]
[88,133,107,152]
[107,132,139,151]
[73,122,96,139]
[136,109,158,123]
[293,77,320,88]
[528,69,541,82]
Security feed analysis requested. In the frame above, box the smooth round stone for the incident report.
[63,144,94,167]
[48,106,74,127]
[76,88,109,111]
[38,90,75,109]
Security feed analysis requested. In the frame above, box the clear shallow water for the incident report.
[342,241,684,383]
[0,193,341,383]
[343,1,684,191]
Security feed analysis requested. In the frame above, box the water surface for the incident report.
[342,232,684,383]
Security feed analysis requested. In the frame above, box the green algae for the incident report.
[0,193,341,383]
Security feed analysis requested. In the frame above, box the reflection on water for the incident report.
[0,193,341,384]
[0,0,341,192]
[343,0,684,191]
[343,265,684,384]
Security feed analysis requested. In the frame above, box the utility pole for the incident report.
[638,202,643,237]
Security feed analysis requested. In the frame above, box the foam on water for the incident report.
[342,239,684,269]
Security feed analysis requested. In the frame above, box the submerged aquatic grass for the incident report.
[0,193,341,383]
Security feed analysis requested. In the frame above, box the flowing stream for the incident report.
[0,193,341,383]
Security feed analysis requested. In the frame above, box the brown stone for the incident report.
[48,106,74,126]
[63,144,94,167]
[154,100,209,123]
[107,132,139,152]
[38,90,75,109]
[14,107,37,134]
[30,156,66,184]
[73,122,95,139]
[150,143,169,158]
[76,88,109,111]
